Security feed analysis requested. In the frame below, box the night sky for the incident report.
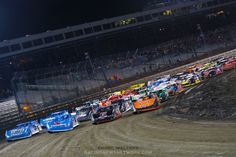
[0,0,146,41]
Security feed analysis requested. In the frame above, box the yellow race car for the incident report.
[181,74,201,87]
[128,83,145,90]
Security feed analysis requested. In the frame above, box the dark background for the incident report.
[0,0,146,41]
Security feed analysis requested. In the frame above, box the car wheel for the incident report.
[132,105,137,113]
[89,113,92,121]
[29,131,33,137]
[209,71,216,78]
[92,121,97,125]
[91,115,95,123]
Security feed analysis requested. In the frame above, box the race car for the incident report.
[130,88,149,101]
[128,83,145,90]
[165,82,185,96]
[46,112,79,132]
[39,110,69,127]
[170,72,189,83]
[75,105,92,122]
[181,74,201,87]
[121,91,135,101]
[186,65,201,73]
[217,57,229,65]
[100,99,111,107]
[91,105,122,124]
[203,67,223,78]
[149,84,169,102]
[5,120,42,141]
[147,75,170,90]
[112,91,122,95]
[222,57,236,70]
[107,94,122,102]
[132,93,160,113]
[100,93,122,107]
[201,62,217,70]
[111,99,133,113]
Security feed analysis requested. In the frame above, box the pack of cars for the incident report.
[5,55,236,141]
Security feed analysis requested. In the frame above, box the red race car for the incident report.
[222,57,236,71]
[100,94,122,107]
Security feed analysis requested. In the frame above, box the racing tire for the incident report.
[91,115,96,124]
[91,114,98,125]
[132,105,137,114]
[92,122,98,125]
[209,71,216,78]
[89,113,93,121]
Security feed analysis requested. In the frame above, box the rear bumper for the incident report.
[46,124,74,132]
[223,65,235,70]
[92,116,114,124]
[47,127,73,132]
[135,105,160,113]
[77,116,90,122]
[6,134,32,141]
[182,81,200,87]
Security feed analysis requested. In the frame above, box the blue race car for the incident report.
[75,106,92,122]
[147,76,170,91]
[5,120,42,141]
[39,110,69,127]
[46,112,79,132]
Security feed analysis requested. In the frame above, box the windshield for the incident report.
[77,107,90,115]
[17,123,28,127]
[51,111,67,116]
[58,114,69,121]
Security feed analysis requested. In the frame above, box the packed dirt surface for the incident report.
[0,112,236,157]
[167,70,236,120]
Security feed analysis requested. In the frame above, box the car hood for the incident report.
[133,98,156,109]
[6,126,30,138]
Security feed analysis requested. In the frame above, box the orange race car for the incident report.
[186,64,202,73]
[132,93,160,114]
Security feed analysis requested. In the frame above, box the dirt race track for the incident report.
[0,111,236,157]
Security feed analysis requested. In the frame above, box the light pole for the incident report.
[197,24,210,58]
[84,52,95,73]
[98,66,110,89]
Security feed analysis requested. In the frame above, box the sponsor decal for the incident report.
[50,123,67,127]
[10,128,25,136]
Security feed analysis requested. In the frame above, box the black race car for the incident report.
[91,105,122,124]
